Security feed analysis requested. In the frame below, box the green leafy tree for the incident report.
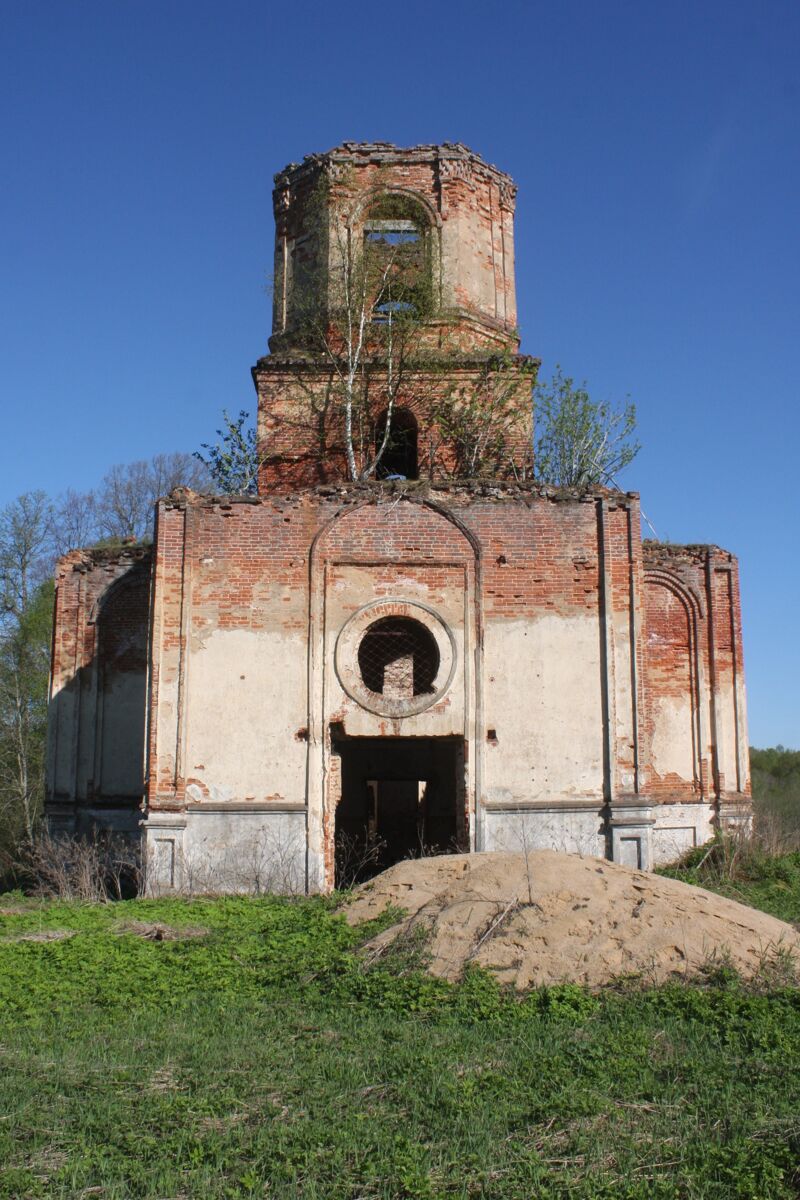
[534,367,639,488]
[0,493,55,848]
[429,352,536,480]
[194,409,261,496]
[0,579,53,846]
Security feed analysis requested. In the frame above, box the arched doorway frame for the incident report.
[306,494,483,890]
[642,568,708,798]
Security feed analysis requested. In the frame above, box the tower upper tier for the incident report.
[269,142,519,355]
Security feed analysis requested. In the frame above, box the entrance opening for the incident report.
[333,736,463,887]
[375,408,418,480]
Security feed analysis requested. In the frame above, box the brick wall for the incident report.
[47,546,151,814]
[254,357,537,492]
[143,485,644,883]
[642,542,749,803]
[258,142,536,493]
[270,143,519,353]
[48,483,749,882]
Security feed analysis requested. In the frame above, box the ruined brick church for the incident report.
[46,143,750,892]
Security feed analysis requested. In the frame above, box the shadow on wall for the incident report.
[47,560,150,838]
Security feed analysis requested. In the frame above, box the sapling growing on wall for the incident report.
[428,350,536,480]
[194,410,262,496]
[287,176,433,482]
[533,367,639,488]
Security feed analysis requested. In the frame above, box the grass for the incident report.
[661,844,800,925]
[1,884,799,1199]
[659,760,800,927]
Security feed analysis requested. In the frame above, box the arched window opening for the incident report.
[358,617,440,699]
[363,196,430,321]
[375,407,418,480]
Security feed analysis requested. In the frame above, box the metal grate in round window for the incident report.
[357,617,440,700]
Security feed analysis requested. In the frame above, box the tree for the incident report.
[0,491,52,615]
[429,352,536,480]
[290,181,431,482]
[194,409,261,496]
[94,452,210,540]
[51,452,211,552]
[51,488,99,558]
[533,367,639,488]
[0,451,208,855]
[0,579,53,846]
[0,494,55,848]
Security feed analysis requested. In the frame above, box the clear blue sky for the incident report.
[2,1,798,748]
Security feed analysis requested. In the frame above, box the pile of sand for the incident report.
[343,851,800,988]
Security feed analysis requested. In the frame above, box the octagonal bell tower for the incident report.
[253,143,536,491]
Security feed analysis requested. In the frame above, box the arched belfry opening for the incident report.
[376,407,418,480]
[362,193,432,321]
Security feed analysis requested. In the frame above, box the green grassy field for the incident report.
[1,858,799,1200]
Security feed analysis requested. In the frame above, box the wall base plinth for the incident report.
[142,807,307,895]
[717,798,753,836]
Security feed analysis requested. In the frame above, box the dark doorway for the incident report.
[333,736,463,887]
[375,408,418,480]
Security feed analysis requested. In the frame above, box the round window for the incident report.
[357,616,440,699]
[334,599,456,718]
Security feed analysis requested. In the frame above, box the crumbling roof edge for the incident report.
[252,350,540,375]
[56,541,153,575]
[273,141,515,191]
[161,480,640,510]
[642,539,737,562]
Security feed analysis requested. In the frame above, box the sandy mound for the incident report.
[343,852,800,988]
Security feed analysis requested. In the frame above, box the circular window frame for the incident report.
[334,599,456,718]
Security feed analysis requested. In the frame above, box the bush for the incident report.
[4,830,142,901]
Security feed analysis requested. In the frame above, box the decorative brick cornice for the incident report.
[273,142,515,198]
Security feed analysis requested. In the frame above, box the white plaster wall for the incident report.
[482,614,605,803]
[184,628,308,804]
[485,807,605,858]
[715,682,740,794]
[612,610,636,792]
[48,682,79,799]
[651,803,715,865]
[650,695,695,783]
[146,809,306,894]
